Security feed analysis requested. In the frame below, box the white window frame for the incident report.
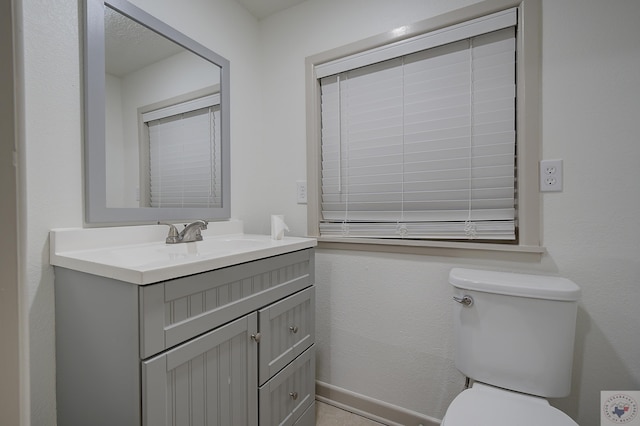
[305,0,543,256]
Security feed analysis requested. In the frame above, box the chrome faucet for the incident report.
[179,220,208,242]
[158,220,208,244]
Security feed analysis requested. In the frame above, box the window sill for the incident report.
[316,237,545,262]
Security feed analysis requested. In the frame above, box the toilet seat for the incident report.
[442,383,578,426]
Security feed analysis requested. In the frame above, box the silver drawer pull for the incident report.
[453,295,474,307]
[250,333,261,342]
[289,391,298,400]
[289,325,298,334]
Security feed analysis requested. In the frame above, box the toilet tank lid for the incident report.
[449,268,581,301]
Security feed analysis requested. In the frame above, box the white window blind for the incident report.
[144,95,221,208]
[319,25,516,240]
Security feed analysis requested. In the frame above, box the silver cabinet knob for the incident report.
[289,325,298,334]
[453,295,474,307]
[289,391,298,400]
[250,333,261,342]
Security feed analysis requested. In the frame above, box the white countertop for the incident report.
[50,221,316,285]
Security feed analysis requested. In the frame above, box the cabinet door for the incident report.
[259,345,315,426]
[142,314,258,426]
[258,286,315,385]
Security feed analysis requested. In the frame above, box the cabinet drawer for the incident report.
[258,286,315,385]
[259,345,315,426]
[294,401,315,426]
[140,249,314,358]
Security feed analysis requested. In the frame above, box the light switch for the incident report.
[296,181,307,204]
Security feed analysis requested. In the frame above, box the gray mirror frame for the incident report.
[84,0,230,224]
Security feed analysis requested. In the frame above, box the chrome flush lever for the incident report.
[453,295,474,307]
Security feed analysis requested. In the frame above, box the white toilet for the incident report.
[442,268,581,426]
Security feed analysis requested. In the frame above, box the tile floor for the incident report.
[315,401,385,425]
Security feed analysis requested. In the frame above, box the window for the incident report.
[140,94,222,208]
[306,0,542,252]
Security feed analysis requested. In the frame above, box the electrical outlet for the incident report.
[540,159,563,192]
[296,181,307,204]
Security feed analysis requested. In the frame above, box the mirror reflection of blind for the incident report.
[144,96,221,208]
[318,23,516,240]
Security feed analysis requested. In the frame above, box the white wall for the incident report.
[19,0,83,422]
[0,0,21,424]
[17,0,640,425]
[18,0,261,423]
[256,0,640,425]
[105,73,127,207]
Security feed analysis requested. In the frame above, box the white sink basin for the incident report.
[50,223,316,285]
[108,237,275,267]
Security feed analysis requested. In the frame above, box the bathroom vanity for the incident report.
[51,222,317,426]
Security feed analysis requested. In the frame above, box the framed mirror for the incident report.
[85,0,230,223]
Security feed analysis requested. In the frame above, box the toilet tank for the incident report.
[450,268,581,398]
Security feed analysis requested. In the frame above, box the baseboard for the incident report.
[315,381,441,426]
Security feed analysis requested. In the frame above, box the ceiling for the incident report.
[234,0,308,20]
[104,0,308,77]
[105,6,185,77]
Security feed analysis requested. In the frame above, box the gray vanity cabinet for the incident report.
[55,248,315,426]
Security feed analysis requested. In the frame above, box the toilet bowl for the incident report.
[441,383,578,426]
[443,268,581,425]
